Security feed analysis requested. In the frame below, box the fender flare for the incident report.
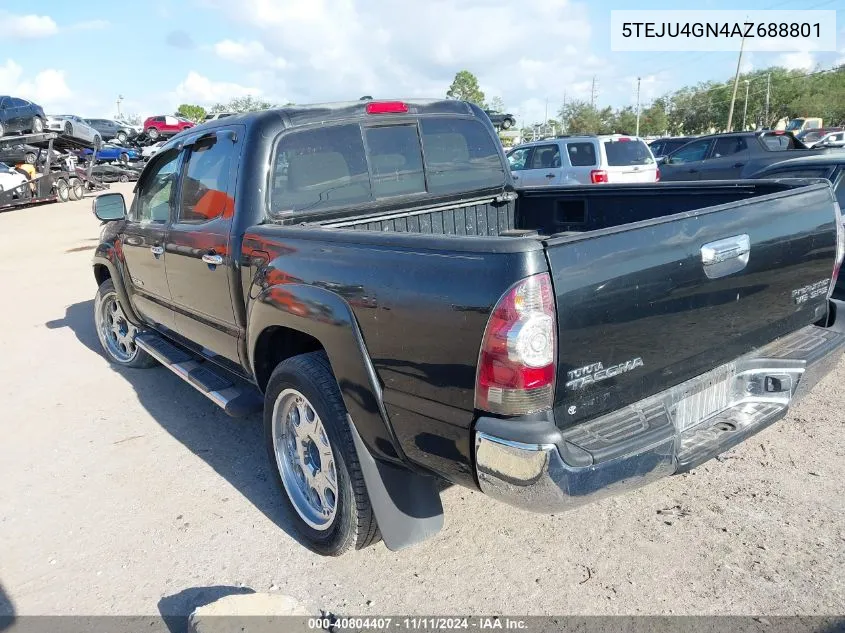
[247,283,444,550]
[92,248,142,325]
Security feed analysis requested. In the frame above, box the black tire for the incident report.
[64,122,73,136]
[94,279,157,368]
[502,118,513,129]
[116,131,127,143]
[68,177,84,201]
[94,135,102,150]
[147,127,159,140]
[118,174,129,183]
[0,121,5,137]
[264,351,380,556]
[119,152,129,165]
[55,178,69,202]
[31,117,44,133]
[25,152,36,165]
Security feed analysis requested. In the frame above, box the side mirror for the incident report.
[656,155,668,165]
[92,192,126,221]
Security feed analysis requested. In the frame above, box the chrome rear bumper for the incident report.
[474,318,845,513]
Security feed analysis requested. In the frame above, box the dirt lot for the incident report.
[1,185,844,618]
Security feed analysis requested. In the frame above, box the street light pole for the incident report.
[726,35,746,132]
[742,80,750,131]
[635,76,641,137]
[765,73,771,128]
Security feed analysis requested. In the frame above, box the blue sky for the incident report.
[1,0,842,126]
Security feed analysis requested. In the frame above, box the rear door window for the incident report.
[566,142,597,166]
[603,139,654,166]
[271,123,372,215]
[761,133,800,150]
[178,132,238,223]
[668,139,712,163]
[419,118,504,195]
[527,144,561,169]
[711,136,748,158]
[364,124,425,198]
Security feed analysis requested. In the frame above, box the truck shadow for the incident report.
[0,582,14,632]
[45,300,310,550]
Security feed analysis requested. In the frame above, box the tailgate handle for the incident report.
[701,234,750,279]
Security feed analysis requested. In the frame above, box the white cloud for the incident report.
[67,20,110,31]
[212,40,288,69]
[200,0,595,125]
[0,60,73,110]
[777,51,816,71]
[1,12,58,38]
[172,71,262,106]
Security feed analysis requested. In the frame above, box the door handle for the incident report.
[733,162,745,168]
[545,173,555,178]
[150,245,164,257]
[512,175,519,179]
[687,169,698,173]
[202,253,223,266]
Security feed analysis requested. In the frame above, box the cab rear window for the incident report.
[603,139,654,166]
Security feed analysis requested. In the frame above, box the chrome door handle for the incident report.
[545,173,555,178]
[701,234,750,279]
[202,253,223,265]
[150,245,164,256]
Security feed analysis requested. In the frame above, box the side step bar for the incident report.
[136,333,263,418]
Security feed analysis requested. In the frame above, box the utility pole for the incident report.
[765,73,771,128]
[590,76,597,109]
[726,36,746,132]
[635,76,642,137]
[742,80,750,131]
[116,94,124,118]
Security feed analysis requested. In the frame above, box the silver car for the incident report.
[45,115,101,148]
[507,134,658,186]
[814,131,845,149]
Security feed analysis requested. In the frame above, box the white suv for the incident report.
[506,134,659,186]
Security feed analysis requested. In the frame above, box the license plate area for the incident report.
[670,367,735,433]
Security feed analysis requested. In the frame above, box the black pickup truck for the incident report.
[91,99,845,556]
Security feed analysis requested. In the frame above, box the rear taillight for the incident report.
[656,167,661,182]
[590,169,608,184]
[475,273,556,416]
[365,101,409,114]
[830,201,845,298]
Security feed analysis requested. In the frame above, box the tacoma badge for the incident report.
[566,357,644,390]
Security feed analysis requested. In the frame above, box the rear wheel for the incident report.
[116,131,127,143]
[147,127,159,140]
[64,122,73,136]
[264,352,380,556]
[31,117,44,133]
[25,152,36,165]
[68,177,84,201]
[119,152,129,165]
[94,279,157,368]
[118,174,129,183]
[55,178,69,202]
[502,118,513,129]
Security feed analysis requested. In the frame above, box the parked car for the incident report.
[204,112,237,121]
[84,118,138,143]
[143,115,194,140]
[141,140,166,160]
[484,110,516,130]
[45,115,102,148]
[814,131,845,149]
[115,119,144,136]
[80,144,142,164]
[658,130,833,181]
[0,144,38,165]
[0,161,28,193]
[507,134,658,185]
[90,98,845,556]
[796,127,843,148]
[749,153,845,300]
[91,164,140,183]
[648,136,696,158]
[0,96,46,137]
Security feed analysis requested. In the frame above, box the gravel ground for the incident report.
[0,184,843,618]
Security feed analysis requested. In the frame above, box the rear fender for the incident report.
[247,282,444,549]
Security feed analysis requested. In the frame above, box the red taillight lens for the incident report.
[365,101,409,114]
[475,273,556,416]
[830,201,845,298]
[656,167,661,182]
[590,169,608,184]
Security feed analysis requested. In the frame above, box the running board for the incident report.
[135,333,263,418]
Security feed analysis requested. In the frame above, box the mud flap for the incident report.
[347,415,444,550]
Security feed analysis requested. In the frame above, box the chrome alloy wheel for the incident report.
[95,291,139,363]
[272,388,338,530]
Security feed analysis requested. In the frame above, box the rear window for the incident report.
[365,125,425,198]
[419,118,504,195]
[603,139,654,166]
[761,133,800,150]
[271,123,372,215]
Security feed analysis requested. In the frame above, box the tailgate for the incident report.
[545,183,839,427]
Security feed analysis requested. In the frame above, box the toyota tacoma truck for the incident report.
[90,99,845,556]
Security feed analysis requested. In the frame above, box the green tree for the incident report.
[176,103,207,122]
[489,96,506,112]
[559,101,615,134]
[612,106,637,134]
[639,99,668,136]
[446,70,486,107]
[210,95,275,113]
